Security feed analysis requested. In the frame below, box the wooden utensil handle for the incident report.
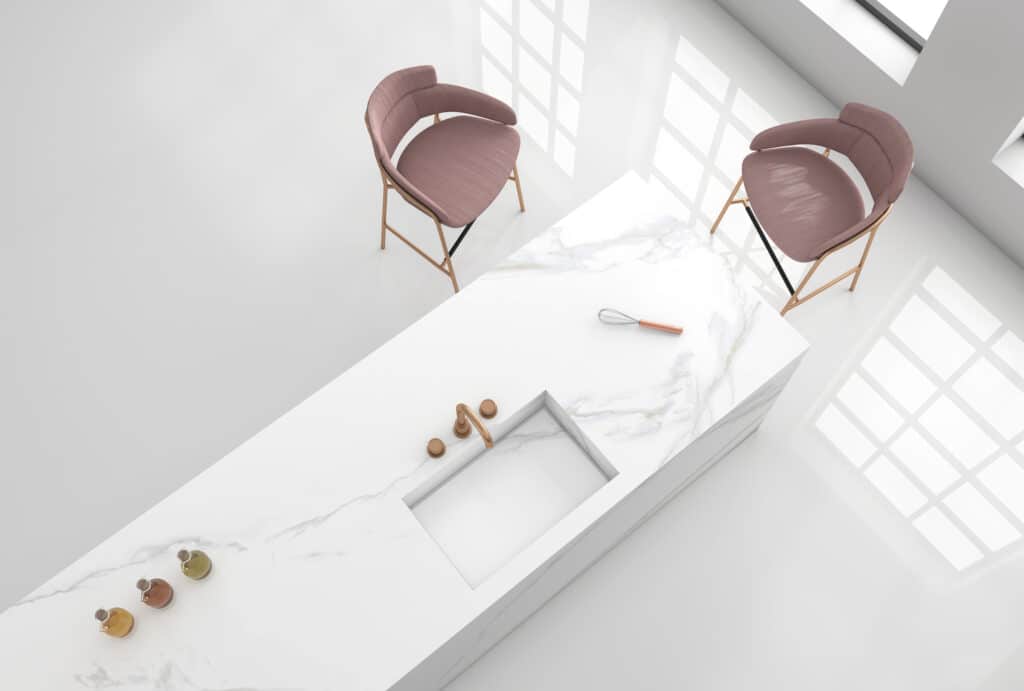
[638,320,683,335]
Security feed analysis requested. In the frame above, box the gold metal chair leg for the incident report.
[375,163,463,294]
[780,257,825,316]
[849,225,879,292]
[777,204,893,315]
[511,164,526,212]
[710,176,743,235]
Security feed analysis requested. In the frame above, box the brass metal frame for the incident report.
[509,164,526,213]
[709,148,894,316]
[778,204,891,315]
[377,162,460,293]
[375,114,526,294]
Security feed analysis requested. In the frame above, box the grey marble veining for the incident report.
[0,174,806,691]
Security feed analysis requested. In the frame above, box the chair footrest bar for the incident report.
[793,266,859,304]
[385,224,450,274]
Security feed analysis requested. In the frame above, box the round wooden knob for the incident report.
[479,399,497,419]
[427,438,446,458]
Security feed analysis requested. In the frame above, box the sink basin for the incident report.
[404,392,617,587]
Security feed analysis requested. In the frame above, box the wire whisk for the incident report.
[597,308,683,335]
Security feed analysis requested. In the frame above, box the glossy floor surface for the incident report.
[4,0,1024,688]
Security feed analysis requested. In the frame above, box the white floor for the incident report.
[5,0,1024,688]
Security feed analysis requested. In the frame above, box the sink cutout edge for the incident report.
[403,390,617,509]
[402,390,619,588]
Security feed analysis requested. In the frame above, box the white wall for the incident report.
[714,0,1024,267]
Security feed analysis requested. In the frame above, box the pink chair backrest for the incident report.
[837,103,914,208]
[365,65,438,165]
[750,102,913,214]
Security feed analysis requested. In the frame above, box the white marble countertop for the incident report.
[0,173,806,690]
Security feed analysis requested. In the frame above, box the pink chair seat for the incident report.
[742,147,865,262]
[397,115,521,228]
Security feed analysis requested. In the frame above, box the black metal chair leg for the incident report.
[743,205,795,295]
[448,219,475,257]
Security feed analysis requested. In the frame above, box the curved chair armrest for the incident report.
[807,202,892,260]
[414,83,517,125]
[750,118,860,153]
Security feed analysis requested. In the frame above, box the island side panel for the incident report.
[391,355,803,690]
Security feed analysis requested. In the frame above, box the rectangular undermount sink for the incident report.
[404,392,617,587]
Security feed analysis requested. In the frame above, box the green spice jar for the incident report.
[177,549,213,580]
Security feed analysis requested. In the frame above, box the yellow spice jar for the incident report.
[94,607,134,638]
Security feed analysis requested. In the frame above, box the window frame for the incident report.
[853,0,926,52]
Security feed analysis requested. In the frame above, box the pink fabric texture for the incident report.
[398,116,520,227]
[742,148,865,262]
[365,65,520,227]
[745,102,913,261]
[414,84,516,126]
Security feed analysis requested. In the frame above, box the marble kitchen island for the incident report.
[0,174,807,690]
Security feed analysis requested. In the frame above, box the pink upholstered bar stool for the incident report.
[365,65,525,293]
[710,102,913,315]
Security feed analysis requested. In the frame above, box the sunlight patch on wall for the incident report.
[479,0,588,177]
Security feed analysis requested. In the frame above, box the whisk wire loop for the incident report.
[597,308,639,326]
